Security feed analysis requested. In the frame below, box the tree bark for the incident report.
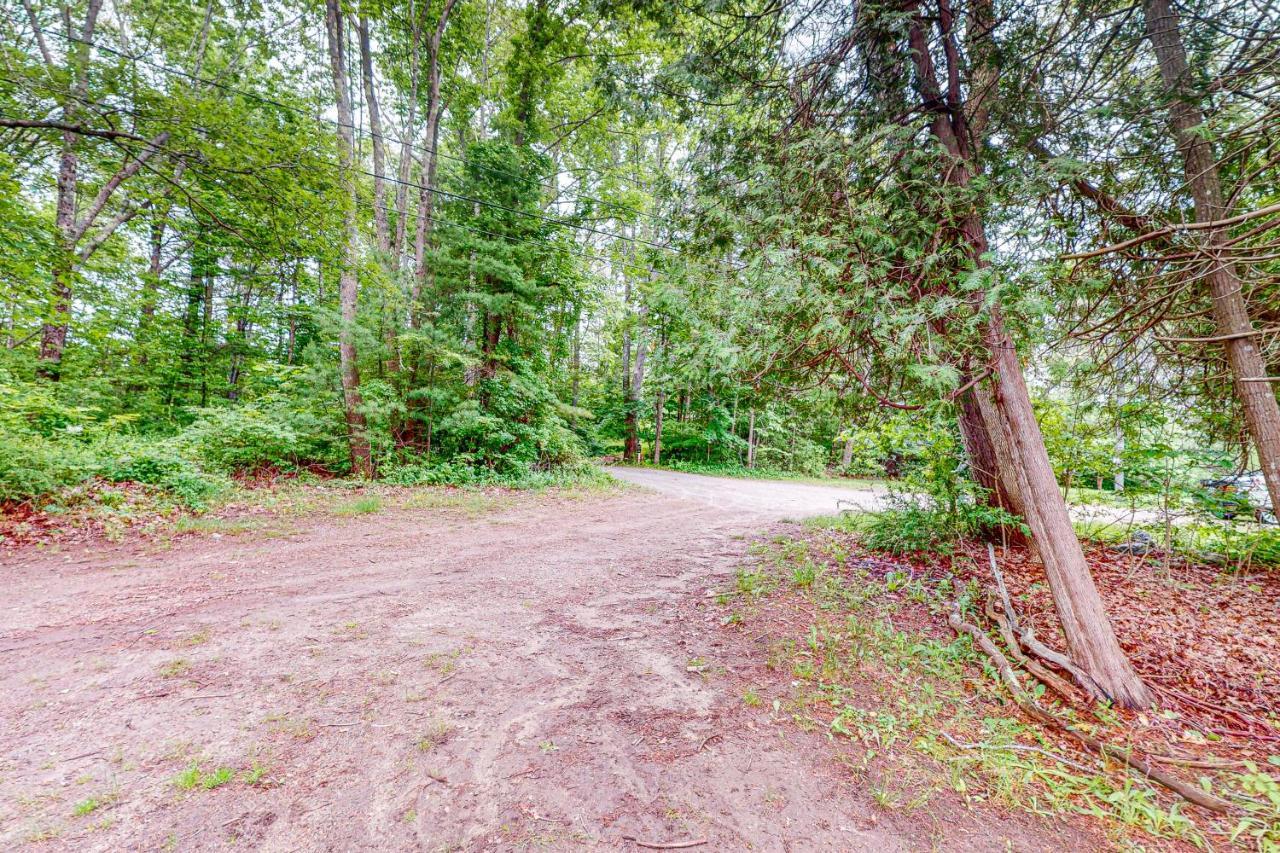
[905,3,1148,707]
[326,0,373,478]
[1143,0,1280,516]
[653,391,665,465]
[410,0,459,326]
[747,409,757,469]
[840,432,855,469]
[357,15,390,255]
[36,0,103,378]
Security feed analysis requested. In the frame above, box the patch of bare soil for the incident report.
[3,487,1105,850]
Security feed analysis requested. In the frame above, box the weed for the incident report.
[416,718,454,752]
[183,629,211,647]
[158,658,191,678]
[539,740,559,753]
[424,647,465,675]
[791,561,817,588]
[173,761,235,791]
[742,687,763,707]
[72,796,103,816]
[242,762,270,786]
[735,568,768,598]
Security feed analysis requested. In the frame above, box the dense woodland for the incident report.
[3,0,1280,712]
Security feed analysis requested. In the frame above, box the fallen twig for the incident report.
[939,730,1097,774]
[621,836,708,850]
[178,692,237,703]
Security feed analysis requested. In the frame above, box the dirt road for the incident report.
[1,474,1092,851]
[604,467,890,517]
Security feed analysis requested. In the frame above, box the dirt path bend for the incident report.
[605,467,890,517]
[1,477,1092,851]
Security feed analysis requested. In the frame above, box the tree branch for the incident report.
[0,118,154,144]
[72,130,171,242]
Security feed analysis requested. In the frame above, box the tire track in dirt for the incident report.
[1,484,1098,850]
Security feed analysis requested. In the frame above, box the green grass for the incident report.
[732,530,1280,848]
[334,495,384,516]
[72,796,106,817]
[173,761,235,791]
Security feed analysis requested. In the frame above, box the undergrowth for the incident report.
[724,529,1280,850]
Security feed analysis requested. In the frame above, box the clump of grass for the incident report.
[416,718,454,752]
[334,495,383,516]
[241,762,270,786]
[173,761,235,791]
[72,796,105,817]
[158,658,191,678]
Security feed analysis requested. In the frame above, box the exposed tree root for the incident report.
[947,587,1235,814]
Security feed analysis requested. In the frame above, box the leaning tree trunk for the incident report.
[325,0,373,478]
[904,3,1149,707]
[1143,0,1280,516]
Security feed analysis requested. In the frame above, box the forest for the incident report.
[2,0,1280,848]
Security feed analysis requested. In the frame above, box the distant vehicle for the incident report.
[1200,471,1276,524]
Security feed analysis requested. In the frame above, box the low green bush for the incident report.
[99,439,228,509]
[382,458,609,490]
[178,405,341,473]
[0,432,98,503]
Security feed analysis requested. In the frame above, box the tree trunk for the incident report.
[624,313,648,464]
[36,0,103,379]
[410,0,459,325]
[904,4,1148,707]
[841,433,855,469]
[1143,0,1280,515]
[653,391,665,465]
[357,15,389,255]
[392,3,421,260]
[747,409,757,469]
[326,0,373,478]
[1114,429,1125,493]
[570,312,581,408]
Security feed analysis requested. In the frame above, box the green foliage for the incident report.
[177,405,339,474]
[0,432,98,504]
[97,438,227,510]
[836,410,1026,555]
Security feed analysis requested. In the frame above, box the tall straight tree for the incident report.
[411,0,461,323]
[325,0,374,477]
[1141,0,1280,516]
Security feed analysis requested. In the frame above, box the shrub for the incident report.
[0,432,97,503]
[178,405,338,473]
[855,496,1021,556]
[98,439,227,509]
